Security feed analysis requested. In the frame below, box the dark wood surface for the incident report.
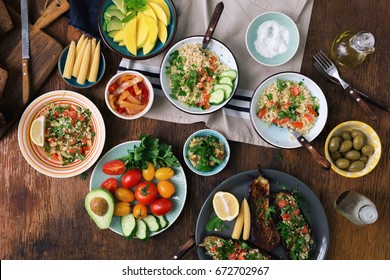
[1,0,389,260]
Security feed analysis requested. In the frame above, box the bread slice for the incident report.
[0,66,8,97]
[0,0,13,37]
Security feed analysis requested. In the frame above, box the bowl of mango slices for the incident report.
[98,0,177,59]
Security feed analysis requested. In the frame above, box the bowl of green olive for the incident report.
[325,121,381,178]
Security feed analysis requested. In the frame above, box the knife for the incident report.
[289,129,331,170]
[21,0,30,105]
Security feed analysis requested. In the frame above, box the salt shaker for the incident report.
[334,190,378,226]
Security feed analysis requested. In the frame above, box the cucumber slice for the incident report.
[220,70,237,80]
[214,84,233,99]
[143,215,160,232]
[156,215,169,229]
[219,76,233,87]
[121,214,137,239]
[135,219,149,240]
[209,89,226,105]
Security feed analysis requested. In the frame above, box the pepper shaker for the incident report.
[334,190,378,226]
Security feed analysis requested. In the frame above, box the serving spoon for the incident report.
[202,2,224,50]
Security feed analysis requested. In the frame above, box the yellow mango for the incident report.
[157,20,167,43]
[123,17,137,55]
[147,0,171,24]
[142,4,157,22]
[148,2,168,26]
[113,30,125,42]
[136,13,149,49]
[119,41,125,46]
[144,15,158,45]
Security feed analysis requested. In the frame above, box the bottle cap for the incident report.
[358,205,378,224]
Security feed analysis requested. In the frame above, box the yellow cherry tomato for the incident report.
[115,188,135,202]
[154,167,174,181]
[114,201,131,216]
[142,162,155,181]
[157,180,175,198]
[133,203,148,220]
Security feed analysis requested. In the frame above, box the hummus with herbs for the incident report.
[187,135,226,172]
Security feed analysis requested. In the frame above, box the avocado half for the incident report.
[85,188,114,230]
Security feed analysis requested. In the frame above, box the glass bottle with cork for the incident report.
[331,31,375,67]
[334,190,378,226]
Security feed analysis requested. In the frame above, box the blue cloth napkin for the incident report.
[68,0,102,39]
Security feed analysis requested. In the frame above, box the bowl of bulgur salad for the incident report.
[183,129,230,176]
[160,36,239,115]
[18,90,106,178]
[249,72,328,149]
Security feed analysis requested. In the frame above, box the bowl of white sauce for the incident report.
[245,12,300,66]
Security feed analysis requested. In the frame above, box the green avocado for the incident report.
[85,188,114,230]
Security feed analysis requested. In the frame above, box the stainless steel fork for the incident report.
[313,51,377,121]
[313,62,390,112]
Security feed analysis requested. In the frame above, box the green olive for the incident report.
[360,155,369,163]
[341,131,352,141]
[348,160,365,172]
[329,137,341,152]
[353,135,365,150]
[339,140,353,153]
[351,129,367,142]
[362,145,374,156]
[335,158,350,169]
[345,150,361,161]
[330,151,342,160]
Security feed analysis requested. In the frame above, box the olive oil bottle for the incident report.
[331,31,375,67]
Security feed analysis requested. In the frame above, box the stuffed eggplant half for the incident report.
[273,192,314,260]
[200,235,272,260]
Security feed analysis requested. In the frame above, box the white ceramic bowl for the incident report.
[105,70,154,120]
[160,36,239,115]
[250,72,328,149]
[246,12,300,66]
[183,129,230,176]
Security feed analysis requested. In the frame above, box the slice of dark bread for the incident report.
[0,0,13,37]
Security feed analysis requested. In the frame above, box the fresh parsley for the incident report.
[276,79,287,92]
[119,134,180,170]
[124,0,146,12]
[206,215,228,232]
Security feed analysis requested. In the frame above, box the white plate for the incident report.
[160,36,239,115]
[18,90,106,178]
[249,72,328,148]
[89,141,187,237]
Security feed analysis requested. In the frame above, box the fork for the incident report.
[313,62,390,112]
[313,51,378,121]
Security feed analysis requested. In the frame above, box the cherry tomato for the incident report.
[278,117,290,125]
[281,213,291,221]
[133,203,148,220]
[302,225,309,234]
[115,188,135,202]
[304,113,315,123]
[154,167,174,181]
[291,121,303,129]
[291,85,300,97]
[100,178,118,195]
[102,160,126,175]
[258,107,267,118]
[135,181,158,204]
[121,169,142,189]
[142,162,155,181]
[150,198,172,216]
[277,199,287,208]
[307,105,318,116]
[114,202,131,216]
[157,180,175,198]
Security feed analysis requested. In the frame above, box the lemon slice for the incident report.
[212,191,239,221]
[30,115,46,147]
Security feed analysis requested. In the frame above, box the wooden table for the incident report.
[1,0,389,260]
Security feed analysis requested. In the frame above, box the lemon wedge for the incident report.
[212,191,239,221]
[30,115,45,147]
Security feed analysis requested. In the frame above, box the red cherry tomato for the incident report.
[100,178,118,195]
[102,160,126,175]
[121,169,142,189]
[150,198,172,216]
[135,181,158,204]
[277,199,287,208]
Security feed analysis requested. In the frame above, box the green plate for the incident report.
[89,140,187,237]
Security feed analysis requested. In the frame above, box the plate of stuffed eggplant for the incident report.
[195,169,329,260]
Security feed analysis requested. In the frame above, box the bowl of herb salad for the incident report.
[183,129,230,176]
[160,36,239,115]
